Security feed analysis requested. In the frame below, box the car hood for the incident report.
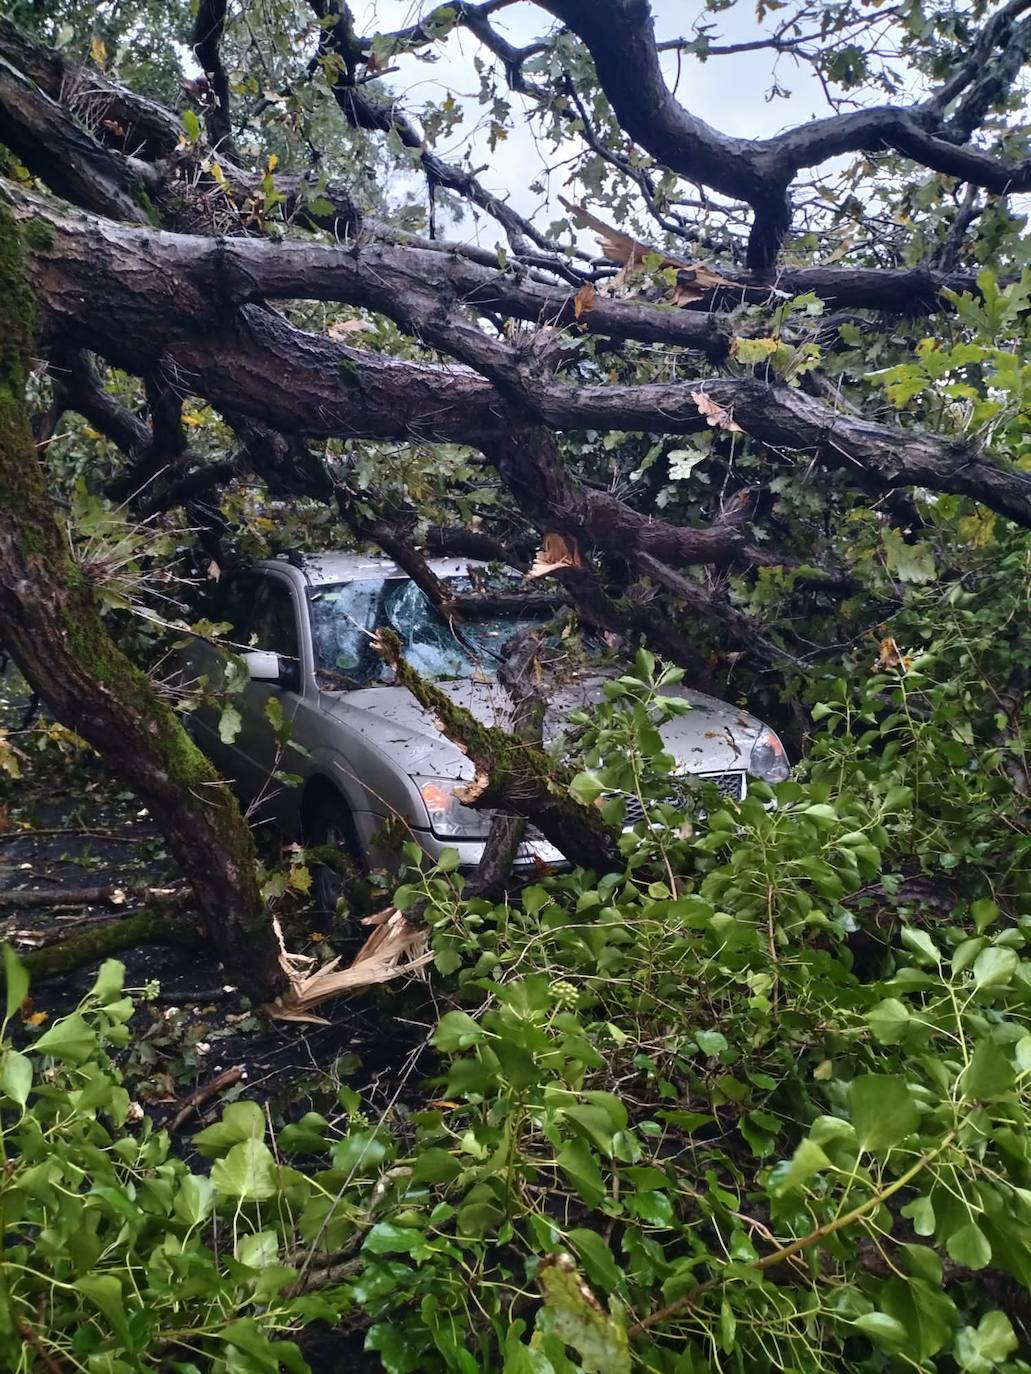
[319,675,766,782]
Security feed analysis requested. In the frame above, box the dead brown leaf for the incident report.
[572,282,597,320]
[672,264,738,305]
[527,531,583,579]
[692,390,744,433]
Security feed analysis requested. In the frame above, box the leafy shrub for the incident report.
[2,556,1029,1371]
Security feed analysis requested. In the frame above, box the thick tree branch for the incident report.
[14,190,1031,527]
[538,0,1031,267]
[191,0,234,153]
[373,627,621,871]
[0,55,151,222]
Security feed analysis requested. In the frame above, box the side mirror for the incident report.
[242,650,289,686]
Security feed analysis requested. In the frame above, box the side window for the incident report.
[250,579,300,660]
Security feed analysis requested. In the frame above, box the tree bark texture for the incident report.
[0,203,285,1002]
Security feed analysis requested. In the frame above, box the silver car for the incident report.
[180,553,789,903]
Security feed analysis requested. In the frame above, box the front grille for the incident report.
[524,770,746,843]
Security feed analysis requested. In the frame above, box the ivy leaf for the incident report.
[849,1075,918,1152]
[210,1138,278,1200]
[946,1222,992,1270]
[32,1012,97,1064]
[769,1137,832,1195]
[174,1173,214,1226]
[852,1312,909,1347]
[954,1311,1018,1372]
[193,1100,266,1157]
[960,1041,1015,1101]
[0,1049,32,1107]
[432,1010,484,1052]
[75,1274,132,1348]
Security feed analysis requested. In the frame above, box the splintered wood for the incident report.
[266,909,431,1022]
[559,197,736,303]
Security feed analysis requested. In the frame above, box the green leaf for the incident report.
[946,1222,992,1270]
[557,1140,605,1206]
[88,958,125,1005]
[182,107,201,142]
[569,771,606,806]
[883,528,936,584]
[174,1173,214,1226]
[960,1041,1015,1100]
[32,1012,97,1064]
[210,1138,278,1200]
[625,1191,674,1226]
[972,946,1018,991]
[218,703,242,744]
[567,1229,622,1294]
[504,1342,555,1374]
[193,1099,266,1156]
[849,1075,918,1152]
[75,1273,132,1348]
[852,1312,909,1347]
[866,998,911,1045]
[537,1255,630,1374]
[432,1010,484,1052]
[954,1311,1018,1372]
[0,1049,31,1108]
[769,1137,832,1195]
[2,944,28,1022]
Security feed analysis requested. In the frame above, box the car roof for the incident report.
[256,552,487,587]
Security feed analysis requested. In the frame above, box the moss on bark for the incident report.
[0,196,284,1001]
[374,628,620,871]
[23,903,200,979]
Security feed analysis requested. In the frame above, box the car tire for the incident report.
[307,793,367,925]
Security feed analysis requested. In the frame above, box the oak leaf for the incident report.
[572,282,597,320]
[692,390,743,433]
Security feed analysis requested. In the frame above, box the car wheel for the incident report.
[307,794,367,924]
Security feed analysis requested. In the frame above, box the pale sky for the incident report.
[349,0,852,248]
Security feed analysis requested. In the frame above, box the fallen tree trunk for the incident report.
[20,901,201,979]
[0,202,285,1003]
[372,627,622,873]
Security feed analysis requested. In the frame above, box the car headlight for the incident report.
[418,779,493,838]
[748,727,790,783]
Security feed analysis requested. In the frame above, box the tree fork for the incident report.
[0,201,285,1002]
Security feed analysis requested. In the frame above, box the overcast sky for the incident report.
[348,0,841,248]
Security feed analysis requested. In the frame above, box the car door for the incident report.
[224,572,305,821]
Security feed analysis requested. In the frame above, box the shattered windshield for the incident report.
[308,575,555,684]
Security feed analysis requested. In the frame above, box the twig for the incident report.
[16,1321,66,1374]
[627,1128,959,1338]
[170,1065,244,1131]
